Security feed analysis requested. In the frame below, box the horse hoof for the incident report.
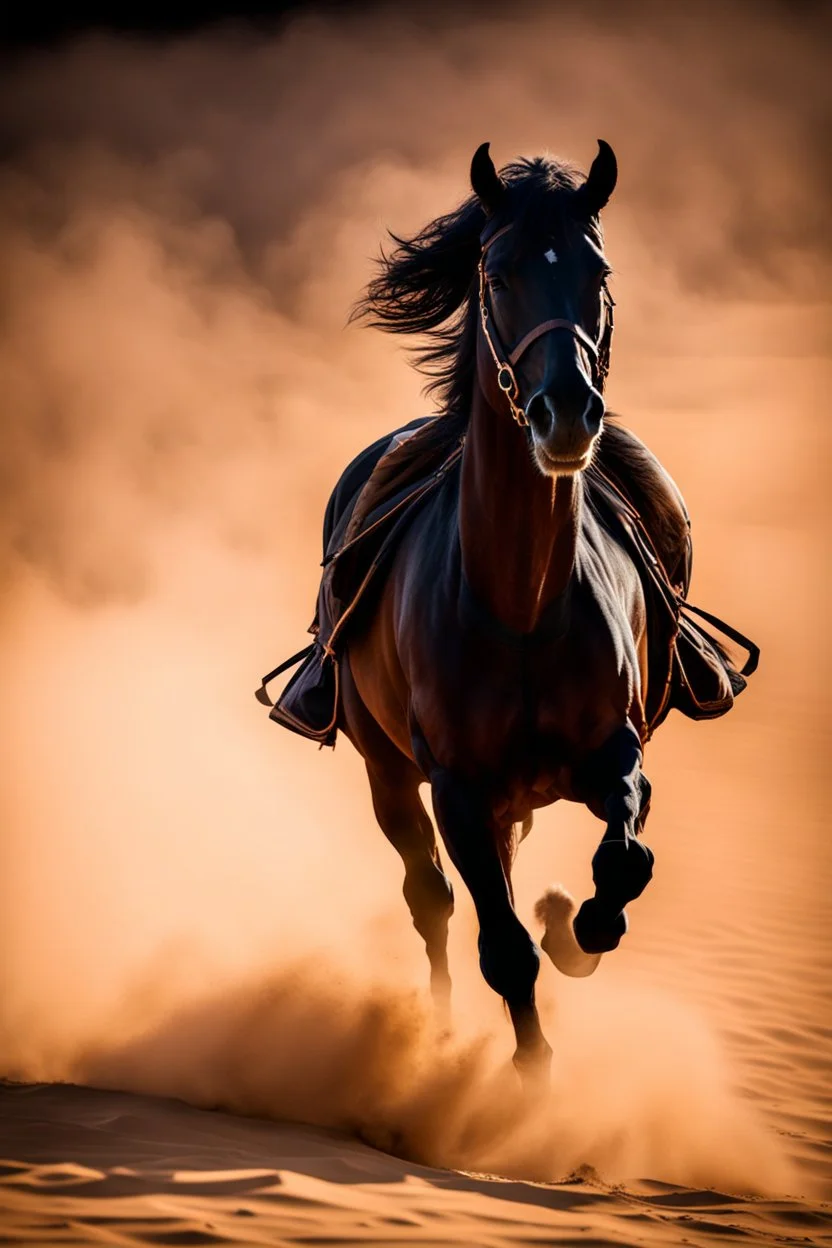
[535,885,602,978]
[573,898,628,954]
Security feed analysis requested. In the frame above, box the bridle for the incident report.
[477,220,614,427]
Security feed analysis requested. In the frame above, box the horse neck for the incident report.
[459,385,581,635]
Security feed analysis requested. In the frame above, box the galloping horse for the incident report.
[267,142,755,1082]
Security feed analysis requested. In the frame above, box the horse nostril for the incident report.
[581,391,605,434]
[526,392,555,435]
[528,391,603,439]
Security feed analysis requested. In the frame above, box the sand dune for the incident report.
[1,868,830,1245]
[1,1080,830,1247]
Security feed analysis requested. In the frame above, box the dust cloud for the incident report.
[0,0,828,1196]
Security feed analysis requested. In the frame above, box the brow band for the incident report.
[479,222,514,253]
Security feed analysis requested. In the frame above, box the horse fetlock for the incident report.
[573,897,628,955]
[603,787,641,829]
[512,1032,553,1092]
[592,836,654,906]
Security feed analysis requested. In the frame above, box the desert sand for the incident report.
[0,1075,829,1247]
[1,5,829,1246]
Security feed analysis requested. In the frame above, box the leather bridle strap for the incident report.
[508,317,599,368]
[478,219,603,427]
[477,257,528,426]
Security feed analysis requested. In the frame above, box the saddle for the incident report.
[257,416,758,747]
[257,415,464,745]
[584,455,758,735]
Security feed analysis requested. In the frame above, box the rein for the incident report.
[477,220,613,427]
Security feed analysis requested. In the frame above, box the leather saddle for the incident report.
[257,416,758,746]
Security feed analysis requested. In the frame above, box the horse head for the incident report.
[471,141,617,475]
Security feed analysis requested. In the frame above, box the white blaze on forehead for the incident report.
[544,248,558,264]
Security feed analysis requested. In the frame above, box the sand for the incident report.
[1,1080,829,1247]
[1,851,830,1246]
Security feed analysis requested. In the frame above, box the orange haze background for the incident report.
[0,0,829,1198]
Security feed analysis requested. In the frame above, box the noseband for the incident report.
[477,221,613,427]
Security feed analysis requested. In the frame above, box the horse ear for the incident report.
[470,142,505,216]
[578,139,618,217]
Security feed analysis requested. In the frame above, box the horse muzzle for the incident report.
[527,390,604,475]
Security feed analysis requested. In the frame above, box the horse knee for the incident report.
[478,916,541,1003]
[603,776,641,830]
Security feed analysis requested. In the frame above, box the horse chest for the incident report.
[388,516,645,782]
[414,621,638,783]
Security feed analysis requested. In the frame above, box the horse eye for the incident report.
[488,273,507,292]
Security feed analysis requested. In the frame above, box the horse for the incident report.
[279,142,745,1084]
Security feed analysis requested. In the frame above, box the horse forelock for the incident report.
[352,155,605,420]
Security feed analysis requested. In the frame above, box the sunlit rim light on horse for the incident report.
[262,139,759,1087]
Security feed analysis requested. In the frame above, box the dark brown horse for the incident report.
[282,142,747,1082]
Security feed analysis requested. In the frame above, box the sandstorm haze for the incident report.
[0,0,829,1195]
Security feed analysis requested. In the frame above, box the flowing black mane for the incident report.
[353,156,604,418]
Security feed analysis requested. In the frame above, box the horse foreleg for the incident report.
[573,723,655,955]
[429,768,551,1086]
[367,765,455,1020]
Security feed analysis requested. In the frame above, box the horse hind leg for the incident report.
[366,764,455,1020]
[573,723,655,956]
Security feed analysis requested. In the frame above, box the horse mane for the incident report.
[352,156,603,418]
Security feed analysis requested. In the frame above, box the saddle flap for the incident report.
[669,611,745,720]
[269,646,339,746]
